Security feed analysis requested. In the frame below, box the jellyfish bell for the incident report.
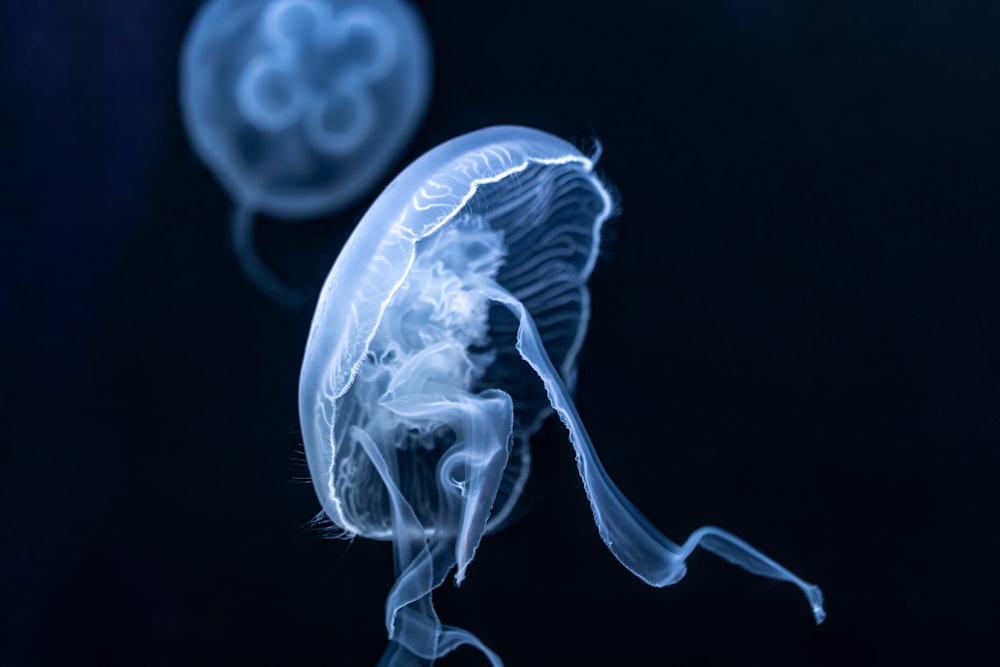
[299,126,825,666]
[179,0,431,303]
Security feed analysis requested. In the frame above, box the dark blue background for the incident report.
[3,1,998,665]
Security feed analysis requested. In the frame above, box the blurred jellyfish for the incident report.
[298,126,825,665]
[179,0,431,303]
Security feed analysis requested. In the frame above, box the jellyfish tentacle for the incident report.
[351,378,508,667]
[377,640,431,667]
[437,625,503,665]
[378,340,513,584]
[349,426,433,644]
[381,384,513,585]
[377,627,501,667]
[677,526,826,623]
[229,205,306,307]
[481,282,827,625]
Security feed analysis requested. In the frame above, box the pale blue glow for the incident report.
[180,0,431,302]
[299,126,825,666]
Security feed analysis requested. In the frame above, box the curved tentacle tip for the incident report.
[806,585,827,625]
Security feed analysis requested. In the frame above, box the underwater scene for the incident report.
[3,1,998,665]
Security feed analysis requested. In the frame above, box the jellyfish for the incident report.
[179,0,431,303]
[298,126,826,666]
